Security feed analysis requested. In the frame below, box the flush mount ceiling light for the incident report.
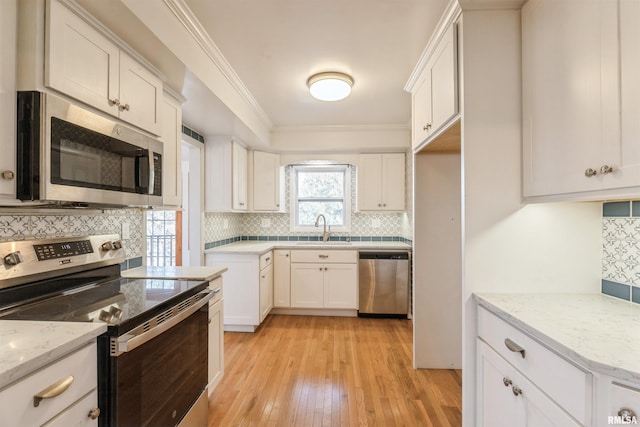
[307,72,353,101]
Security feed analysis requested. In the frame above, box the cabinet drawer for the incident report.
[611,382,640,423]
[477,307,590,424]
[0,343,97,427]
[209,276,223,305]
[290,250,357,264]
[42,389,98,427]
[259,251,273,270]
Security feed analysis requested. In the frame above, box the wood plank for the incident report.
[209,315,462,426]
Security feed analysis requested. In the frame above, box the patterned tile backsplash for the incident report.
[0,209,144,267]
[602,201,640,305]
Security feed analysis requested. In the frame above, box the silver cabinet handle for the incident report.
[502,377,512,387]
[88,407,101,420]
[585,168,597,177]
[504,338,526,358]
[265,257,271,262]
[212,287,221,294]
[319,254,329,259]
[422,123,432,131]
[34,375,74,407]
[512,386,523,397]
[600,164,614,175]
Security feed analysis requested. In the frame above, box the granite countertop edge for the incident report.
[122,265,228,281]
[473,293,640,383]
[0,321,107,390]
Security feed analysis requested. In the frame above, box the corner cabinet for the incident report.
[290,250,358,310]
[160,93,182,207]
[46,0,162,136]
[0,0,17,200]
[251,151,281,211]
[273,249,291,307]
[358,153,405,211]
[205,138,248,212]
[522,0,640,201]
[409,22,459,150]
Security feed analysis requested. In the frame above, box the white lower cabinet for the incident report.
[273,249,291,307]
[208,277,224,395]
[477,339,581,427]
[0,343,100,427]
[259,254,273,322]
[290,250,358,309]
[206,251,271,331]
[476,306,591,426]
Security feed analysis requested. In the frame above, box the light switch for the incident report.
[371,219,381,228]
[261,218,271,228]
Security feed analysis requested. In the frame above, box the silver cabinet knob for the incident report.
[512,386,523,396]
[108,98,120,106]
[3,251,23,266]
[618,408,637,419]
[1,170,15,181]
[600,164,614,175]
[502,377,512,387]
[88,407,101,420]
[422,123,432,131]
[585,168,598,178]
[119,103,131,111]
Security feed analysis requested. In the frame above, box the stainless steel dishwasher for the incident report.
[358,251,410,318]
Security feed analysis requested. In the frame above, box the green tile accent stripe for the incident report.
[632,201,640,217]
[205,235,412,249]
[602,279,631,301]
[120,256,144,271]
[603,201,631,217]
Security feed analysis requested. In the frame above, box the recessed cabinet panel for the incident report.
[160,95,182,207]
[323,264,358,309]
[119,53,162,136]
[273,250,291,307]
[46,0,119,116]
[291,263,324,308]
[252,151,281,211]
[358,153,405,211]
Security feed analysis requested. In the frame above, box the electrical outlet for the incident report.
[223,219,229,229]
[261,218,271,228]
[371,219,381,228]
[121,222,131,239]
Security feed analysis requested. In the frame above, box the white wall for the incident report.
[458,10,602,426]
[271,125,410,152]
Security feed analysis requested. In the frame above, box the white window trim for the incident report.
[290,165,351,233]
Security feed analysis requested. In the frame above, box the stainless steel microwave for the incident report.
[16,91,162,207]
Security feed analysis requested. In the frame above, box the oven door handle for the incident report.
[116,289,213,355]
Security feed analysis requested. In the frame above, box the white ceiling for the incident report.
[183,0,449,130]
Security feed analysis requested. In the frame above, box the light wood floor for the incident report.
[208,315,462,427]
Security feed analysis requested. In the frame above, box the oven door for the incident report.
[98,292,211,427]
[16,91,162,207]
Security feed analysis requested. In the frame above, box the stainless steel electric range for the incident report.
[0,234,212,427]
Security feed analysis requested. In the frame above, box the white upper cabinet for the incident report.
[45,0,162,135]
[358,153,405,211]
[251,151,281,211]
[0,0,17,200]
[205,138,248,212]
[160,94,182,207]
[410,22,458,150]
[523,0,640,201]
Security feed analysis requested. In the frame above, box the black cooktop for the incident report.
[0,274,208,334]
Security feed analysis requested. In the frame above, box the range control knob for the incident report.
[98,310,113,323]
[100,242,115,252]
[3,251,24,266]
[112,240,123,250]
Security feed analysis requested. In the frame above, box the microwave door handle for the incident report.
[148,152,155,195]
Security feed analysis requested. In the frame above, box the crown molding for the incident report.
[404,0,462,92]
[163,0,273,129]
[272,124,411,134]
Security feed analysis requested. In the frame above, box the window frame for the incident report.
[290,164,351,233]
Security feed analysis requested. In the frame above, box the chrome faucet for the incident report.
[314,214,331,242]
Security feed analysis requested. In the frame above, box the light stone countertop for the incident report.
[204,240,412,255]
[0,321,107,389]
[122,265,228,281]
[474,293,640,383]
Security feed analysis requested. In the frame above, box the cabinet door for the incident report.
[381,153,405,210]
[252,151,280,211]
[606,0,640,190]
[119,52,162,135]
[291,263,324,308]
[160,95,182,207]
[412,73,432,149]
[0,0,16,199]
[273,250,291,307]
[259,263,273,322]
[324,264,358,309]
[232,142,248,210]
[430,23,458,134]
[476,340,581,427]
[46,0,119,116]
[358,154,383,210]
[208,298,223,395]
[522,0,604,197]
